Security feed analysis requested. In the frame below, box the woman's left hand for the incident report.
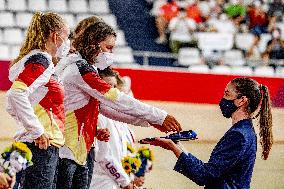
[96,128,110,142]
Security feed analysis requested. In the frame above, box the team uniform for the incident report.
[55,53,167,188]
[6,50,65,188]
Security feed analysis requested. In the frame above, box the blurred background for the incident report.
[0,0,284,188]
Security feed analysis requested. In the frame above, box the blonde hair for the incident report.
[12,12,67,66]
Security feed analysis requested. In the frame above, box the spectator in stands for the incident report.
[185,0,203,24]
[56,21,181,189]
[143,77,273,189]
[155,0,179,44]
[208,13,237,33]
[268,0,284,23]
[224,0,246,30]
[247,1,269,35]
[263,27,284,63]
[6,12,70,189]
[168,7,197,53]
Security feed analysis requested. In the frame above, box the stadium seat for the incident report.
[15,13,33,29]
[3,28,23,45]
[76,14,93,25]
[188,64,210,73]
[259,33,272,53]
[210,65,231,75]
[0,44,9,60]
[254,66,275,77]
[178,48,201,66]
[69,0,88,13]
[90,0,110,14]
[100,14,118,29]
[0,29,2,43]
[231,66,253,76]
[276,66,284,78]
[197,32,234,51]
[28,0,47,11]
[223,50,246,66]
[0,0,5,11]
[10,45,21,60]
[48,0,68,13]
[116,30,127,46]
[63,14,76,29]
[113,47,135,64]
[7,0,26,11]
[235,33,255,51]
[0,12,14,27]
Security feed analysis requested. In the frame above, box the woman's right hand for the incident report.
[0,173,12,189]
[152,115,182,133]
[34,133,50,150]
[122,183,133,189]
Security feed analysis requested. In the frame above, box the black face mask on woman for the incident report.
[219,98,239,118]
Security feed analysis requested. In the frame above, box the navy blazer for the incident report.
[174,119,257,189]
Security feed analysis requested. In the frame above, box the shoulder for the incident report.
[25,52,51,68]
[75,59,97,76]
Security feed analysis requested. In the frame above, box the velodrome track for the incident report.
[1,93,283,188]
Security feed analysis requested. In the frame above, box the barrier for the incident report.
[1,61,284,106]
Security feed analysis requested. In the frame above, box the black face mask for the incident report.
[219,98,238,118]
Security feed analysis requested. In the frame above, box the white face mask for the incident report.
[95,52,114,70]
[272,30,280,39]
[55,37,71,58]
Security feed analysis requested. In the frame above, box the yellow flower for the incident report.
[12,142,32,162]
[138,146,154,161]
[122,162,132,174]
[127,143,135,153]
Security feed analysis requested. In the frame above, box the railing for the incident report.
[133,51,177,66]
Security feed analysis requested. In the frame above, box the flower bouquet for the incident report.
[0,142,33,177]
[135,146,154,177]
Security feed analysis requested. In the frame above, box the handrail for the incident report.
[133,51,178,65]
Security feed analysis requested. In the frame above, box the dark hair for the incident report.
[98,67,116,78]
[231,78,273,160]
[73,22,116,64]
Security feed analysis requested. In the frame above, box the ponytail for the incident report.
[258,84,273,160]
[11,12,66,66]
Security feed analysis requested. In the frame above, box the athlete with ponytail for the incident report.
[6,12,70,188]
[142,77,273,189]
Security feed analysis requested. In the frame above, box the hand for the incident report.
[161,115,182,133]
[0,173,12,189]
[122,183,133,189]
[34,133,50,150]
[133,176,145,187]
[141,138,183,158]
[96,128,110,142]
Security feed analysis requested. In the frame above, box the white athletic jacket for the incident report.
[90,114,135,189]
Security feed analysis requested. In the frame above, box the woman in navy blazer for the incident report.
[142,78,273,189]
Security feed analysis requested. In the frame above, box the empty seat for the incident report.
[3,28,23,45]
[69,0,88,13]
[0,0,5,11]
[0,29,2,43]
[178,48,201,66]
[15,13,33,28]
[210,65,231,75]
[0,12,15,27]
[28,0,47,11]
[62,14,76,29]
[223,50,245,66]
[48,0,68,13]
[113,47,135,64]
[276,66,284,78]
[89,0,110,14]
[116,30,127,46]
[231,66,253,76]
[0,44,9,60]
[188,64,210,73]
[7,0,26,11]
[10,45,21,60]
[254,66,275,77]
[100,14,118,29]
[76,14,93,25]
[259,33,272,53]
[235,33,255,51]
